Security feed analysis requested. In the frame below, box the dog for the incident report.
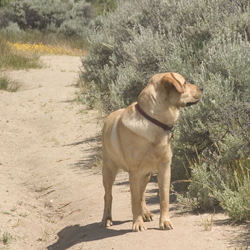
[100,72,203,232]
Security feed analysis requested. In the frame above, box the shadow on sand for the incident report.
[47,221,131,250]
[64,135,102,171]
[213,219,250,248]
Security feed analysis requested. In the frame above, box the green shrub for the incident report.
[0,0,93,39]
[175,35,250,171]
[0,75,20,92]
[215,187,250,221]
[0,28,86,50]
[82,3,249,139]
[81,0,250,159]
[0,0,12,7]
[176,153,222,211]
[81,0,250,220]
[178,158,250,221]
[59,1,93,37]
[217,159,250,221]
[86,0,117,17]
[0,0,70,30]
[81,0,250,107]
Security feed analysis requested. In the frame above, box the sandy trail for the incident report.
[0,56,249,250]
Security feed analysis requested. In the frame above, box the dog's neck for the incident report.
[137,102,179,127]
[135,103,174,131]
[137,87,180,128]
[153,103,179,126]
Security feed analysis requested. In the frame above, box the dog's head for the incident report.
[157,72,203,108]
[137,72,203,127]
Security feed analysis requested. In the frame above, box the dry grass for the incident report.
[0,38,41,70]
[0,75,20,92]
[0,37,84,92]
[1,232,13,245]
[200,212,214,231]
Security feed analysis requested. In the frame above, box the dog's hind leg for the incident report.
[100,156,118,228]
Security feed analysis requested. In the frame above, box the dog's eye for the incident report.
[184,81,187,85]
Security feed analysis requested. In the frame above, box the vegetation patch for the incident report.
[0,0,93,39]
[0,37,41,70]
[80,0,250,221]
[0,75,20,92]
[1,231,13,245]
[7,41,83,56]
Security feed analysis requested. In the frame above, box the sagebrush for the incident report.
[81,0,250,168]
[177,158,250,221]
[0,0,93,38]
[80,0,250,221]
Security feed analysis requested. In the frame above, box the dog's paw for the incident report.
[143,211,155,222]
[132,220,147,232]
[159,220,173,230]
[100,217,113,228]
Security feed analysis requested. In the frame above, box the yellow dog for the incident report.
[101,72,203,231]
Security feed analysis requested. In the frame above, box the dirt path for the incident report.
[0,56,249,250]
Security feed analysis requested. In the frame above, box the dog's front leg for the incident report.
[158,162,173,230]
[129,172,147,232]
[100,157,118,228]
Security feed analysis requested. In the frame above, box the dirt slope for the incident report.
[0,56,249,250]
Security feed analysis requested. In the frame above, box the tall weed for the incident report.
[0,75,20,92]
[0,37,41,70]
[214,159,250,221]
[177,157,250,221]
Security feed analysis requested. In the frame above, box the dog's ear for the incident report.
[162,73,184,94]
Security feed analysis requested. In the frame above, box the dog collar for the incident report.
[135,103,174,132]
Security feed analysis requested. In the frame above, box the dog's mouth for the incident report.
[186,100,200,107]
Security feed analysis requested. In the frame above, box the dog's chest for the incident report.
[145,137,172,163]
[123,133,173,172]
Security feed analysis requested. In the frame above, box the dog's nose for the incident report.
[199,87,203,92]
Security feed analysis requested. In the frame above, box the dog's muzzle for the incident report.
[186,86,203,107]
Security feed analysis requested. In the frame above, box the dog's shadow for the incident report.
[47,221,131,250]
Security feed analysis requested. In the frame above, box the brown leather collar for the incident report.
[135,103,173,132]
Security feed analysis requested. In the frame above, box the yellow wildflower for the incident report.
[6,42,83,56]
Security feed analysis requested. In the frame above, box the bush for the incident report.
[81,0,250,220]
[0,0,68,30]
[0,0,12,7]
[178,158,250,221]
[59,1,93,37]
[0,75,20,92]
[81,0,250,105]
[0,0,93,38]
[81,0,250,161]
[86,0,117,17]
[175,35,250,171]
